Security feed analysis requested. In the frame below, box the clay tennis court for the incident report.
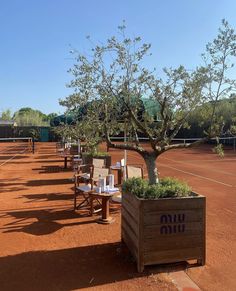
[0,142,235,290]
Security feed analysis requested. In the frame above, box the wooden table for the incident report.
[59,154,82,170]
[58,149,70,169]
[89,191,117,224]
[60,154,71,169]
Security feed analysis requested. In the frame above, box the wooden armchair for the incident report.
[74,164,94,210]
[92,158,105,168]
[126,164,144,179]
[111,165,144,204]
[74,164,110,211]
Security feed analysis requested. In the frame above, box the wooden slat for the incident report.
[122,192,140,209]
[122,200,139,224]
[144,247,203,265]
[122,227,138,260]
[144,235,203,251]
[122,216,138,246]
[144,222,203,238]
[121,206,139,236]
[201,195,206,265]
[144,209,204,226]
[138,197,144,272]
[143,196,205,212]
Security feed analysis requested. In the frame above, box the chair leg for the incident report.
[90,196,94,216]
[74,190,77,210]
[91,199,102,214]
[75,194,90,210]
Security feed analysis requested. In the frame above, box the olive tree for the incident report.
[54,121,103,153]
[202,19,236,137]
[61,21,236,184]
[0,109,12,121]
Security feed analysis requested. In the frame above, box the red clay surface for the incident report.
[0,142,176,291]
[0,142,236,291]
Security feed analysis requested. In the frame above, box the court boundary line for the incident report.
[0,144,24,154]
[162,157,236,177]
[0,137,33,155]
[126,151,234,187]
[159,162,233,187]
[0,148,28,167]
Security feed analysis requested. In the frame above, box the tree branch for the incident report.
[162,137,209,153]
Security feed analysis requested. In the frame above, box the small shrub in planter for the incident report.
[122,177,206,272]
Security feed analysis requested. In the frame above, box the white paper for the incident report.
[98,177,106,192]
[108,174,114,189]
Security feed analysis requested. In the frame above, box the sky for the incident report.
[0,0,236,115]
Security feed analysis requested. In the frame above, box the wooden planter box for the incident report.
[121,192,206,272]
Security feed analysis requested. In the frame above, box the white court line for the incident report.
[0,148,28,167]
[171,158,236,163]
[159,163,233,187]
[0,144,21,154]
[125,151,234,187]
[162,157,236,177]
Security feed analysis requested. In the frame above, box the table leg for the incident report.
[90,196,94,216]
[117,169,122,185]
[102,197,109,220]
[64,157,68,169]
[97,197,115,224]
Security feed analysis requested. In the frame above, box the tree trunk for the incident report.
[143,153,159,185]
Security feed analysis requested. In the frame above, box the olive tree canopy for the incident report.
[60,20,236,184]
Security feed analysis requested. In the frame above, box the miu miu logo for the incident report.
[160,214,185,235]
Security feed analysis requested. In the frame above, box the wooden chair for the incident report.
[70,155,82,172]
[75,158,107,183]
[74,164,110,211]
[112,165,143,204]
[93,166,109,182]
[56,142,64,152]
[74,164,94,210]
[126,165,144,179]
[92,158,105,168]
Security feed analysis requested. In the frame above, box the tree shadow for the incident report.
[32,166,72,173]
[1,186,27,193]
[5,159,62,165]
[22,192,74,202]
[34,159,64,163]
[0,240,189,291]
[0,242,144,291]
[35,155,60,159]
[1,200,121,236]
[26,179,72,187]
[0,179,26,193]
[1,208,94,235]
[32,166,64,173]
[0,155,29,160]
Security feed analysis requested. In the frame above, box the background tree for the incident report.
[201,19,236,136]
[61,21,236,184]
[182,96,236,137]
[0,109,12,121]
[13,107,50,126]
[47,112,58,124]
[53,122,102,153]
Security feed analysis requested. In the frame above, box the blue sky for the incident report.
[1,0,236,115]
